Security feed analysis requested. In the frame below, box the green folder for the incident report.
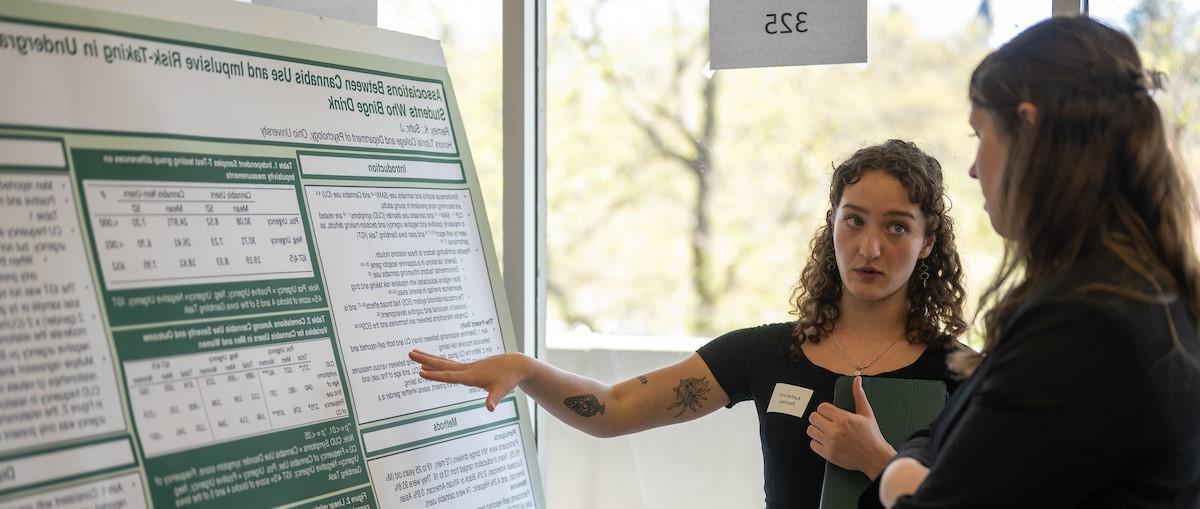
[819,377,947,509]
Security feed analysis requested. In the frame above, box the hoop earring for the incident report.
[826,255,836,273]
[918,260,930,287]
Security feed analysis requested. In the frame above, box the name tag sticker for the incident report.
[766,383,814,418]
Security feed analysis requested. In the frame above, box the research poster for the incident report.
[0,1,543,508]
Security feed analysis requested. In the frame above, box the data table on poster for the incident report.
[81,180,313,290]
[124,338,348,457]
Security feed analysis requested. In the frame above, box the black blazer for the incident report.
[886,254,1200,508]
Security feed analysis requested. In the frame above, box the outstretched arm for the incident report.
[409,350,730,438]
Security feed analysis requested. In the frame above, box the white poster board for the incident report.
[0,1,543,508]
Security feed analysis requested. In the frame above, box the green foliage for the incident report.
[398,0,1199,345]
[1129,0,1200,170]
[547,2,1003,338]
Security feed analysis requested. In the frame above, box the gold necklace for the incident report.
[830,330,906,376]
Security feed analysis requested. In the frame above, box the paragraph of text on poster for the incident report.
[307,186,503,422]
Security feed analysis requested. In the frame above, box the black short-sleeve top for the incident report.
[696,323,955,509]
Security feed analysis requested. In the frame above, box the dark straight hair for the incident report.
[968,16,1200,356]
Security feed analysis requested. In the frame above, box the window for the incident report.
[546,0,1019,344]
[379,1,1200,506]
[542,2,1200,507]
[378,1,505,258]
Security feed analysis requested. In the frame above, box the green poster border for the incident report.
[0,13,461,159]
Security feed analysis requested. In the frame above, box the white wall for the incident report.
[544,347,764,509]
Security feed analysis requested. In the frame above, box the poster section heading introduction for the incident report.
[0,1,542,508]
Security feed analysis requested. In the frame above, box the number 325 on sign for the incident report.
[765,12,807,34]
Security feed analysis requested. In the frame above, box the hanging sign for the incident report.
[710,0,868,70]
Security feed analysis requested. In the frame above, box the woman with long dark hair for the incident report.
[411,139,969,508]
[878,16,1200,508]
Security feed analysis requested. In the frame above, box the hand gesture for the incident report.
[807,376,896,479]
[408,350,531,411]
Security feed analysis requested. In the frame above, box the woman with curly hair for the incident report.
[410,139,968,508]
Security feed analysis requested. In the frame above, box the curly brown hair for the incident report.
[789,140,967,356]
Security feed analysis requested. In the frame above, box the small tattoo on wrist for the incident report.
[637,376,648,385]
[564,394,605,417]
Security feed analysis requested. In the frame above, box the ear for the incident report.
[1016,102,1038,128]
[919,234,936,259]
